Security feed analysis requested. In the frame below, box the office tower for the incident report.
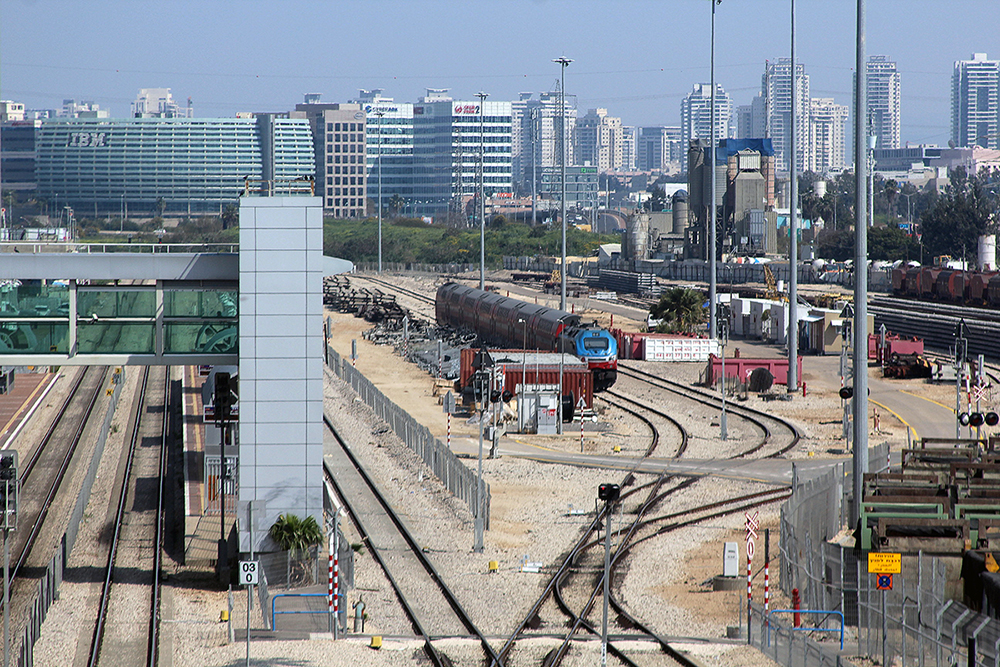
[951,53,1000,149]
[867,55,901,150]
[809,98,849,174]
[293,97,368,217]
[680,83,732,172]
[353,90,415,216]
[575,108,624,171]
[761,59,810,173]
[637,126,682,172]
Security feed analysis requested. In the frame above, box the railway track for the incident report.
[87,366,168,667]
[505,363,798,666]
[9,366,107,580]
[323,415,499,667]
[870,296,999,362]
[351,274,437,310]
[617,363,801,457]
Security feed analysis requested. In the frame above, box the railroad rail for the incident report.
[870,296,998,362]
[617,363,801,457]
[503,362,799,665]
[10,367,107,580]
[323,415,499,667]
[87,366,168,667]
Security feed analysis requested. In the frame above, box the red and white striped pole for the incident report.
[326,532,337,639]
[447,412,451,449]
[580,407,585,453]
[747,556,753,641]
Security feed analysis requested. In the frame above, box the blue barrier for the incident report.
[767,608,844,650]
[271,593,334,630]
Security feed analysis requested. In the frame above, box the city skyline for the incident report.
[3,0,999,150]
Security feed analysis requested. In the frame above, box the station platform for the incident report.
[0,371,58,448]
[181,365,237,567]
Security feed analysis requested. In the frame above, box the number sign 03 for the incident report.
[239,560,260,586]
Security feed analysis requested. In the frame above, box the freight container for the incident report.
[705,355,803,388]
[641,336,720,362]
[458,348,592,408]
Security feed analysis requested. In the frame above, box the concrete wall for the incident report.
[238,196,324,551]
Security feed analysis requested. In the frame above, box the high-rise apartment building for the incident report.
[951,53,1000,149]
[809,98,849,174]
[293,98,368,217]
[736,93,767,140]
[510,91,575,194]
[637,126,682,172]
[866,56,901,150]
[680,83,732,172]
[575,108,624,171]
[761,59,811,173]
[130,88,192,118]
[621,126,637,172]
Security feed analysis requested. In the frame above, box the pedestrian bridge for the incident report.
[0,243,351,366]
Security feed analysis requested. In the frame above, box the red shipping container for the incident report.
[705,355,803,388]
[459,348,592,407]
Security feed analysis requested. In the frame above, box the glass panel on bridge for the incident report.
[164,290,238,318]
[0,322,69,354]
[78,289,155,319]
[165,323,238,354]
[77,323,154,354]
[0,279,69,318]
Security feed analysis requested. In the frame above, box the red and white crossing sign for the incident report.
[745,511,759,560]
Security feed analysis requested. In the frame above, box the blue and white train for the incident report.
[435,282,618,391]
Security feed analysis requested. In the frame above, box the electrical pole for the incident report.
[788,0,799,393]
[376,110,384,273]
[477,92,488,291]
[708,0,719,340]
[851,0,868,527]
[554,57,573,312]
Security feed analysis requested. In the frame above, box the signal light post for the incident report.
[597,483,620,667]
[0,451,18,667]
[215,372,235,583]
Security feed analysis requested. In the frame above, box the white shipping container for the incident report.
[642,337,721,362]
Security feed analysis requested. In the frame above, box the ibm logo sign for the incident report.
[67,132,108,147]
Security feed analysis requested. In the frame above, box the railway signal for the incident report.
[0,452,17,531]
[0,450,14,667]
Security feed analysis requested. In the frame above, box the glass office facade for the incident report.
[34,117,314,215]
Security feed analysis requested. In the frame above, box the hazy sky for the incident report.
[3,0,999,147]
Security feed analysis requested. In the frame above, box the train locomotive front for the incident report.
[436,282,618,391]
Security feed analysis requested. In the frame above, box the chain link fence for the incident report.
[326,345,489,528]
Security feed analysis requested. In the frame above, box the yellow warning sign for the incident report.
[868,552,901,574]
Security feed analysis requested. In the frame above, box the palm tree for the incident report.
[388,194,405,218]
[649,287,706,334]
[269,513,323,552]
[269,514,324,586]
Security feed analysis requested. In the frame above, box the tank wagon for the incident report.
[890,266,1000,307]
[436,282,618,391]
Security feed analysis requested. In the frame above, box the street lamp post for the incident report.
[553,57,572,312]
[788,0,799,393]
[851,0,869,527]
[708,0,719,340]
[477,92,489,291]
[375,110,385,273]
[557,315,569,435]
